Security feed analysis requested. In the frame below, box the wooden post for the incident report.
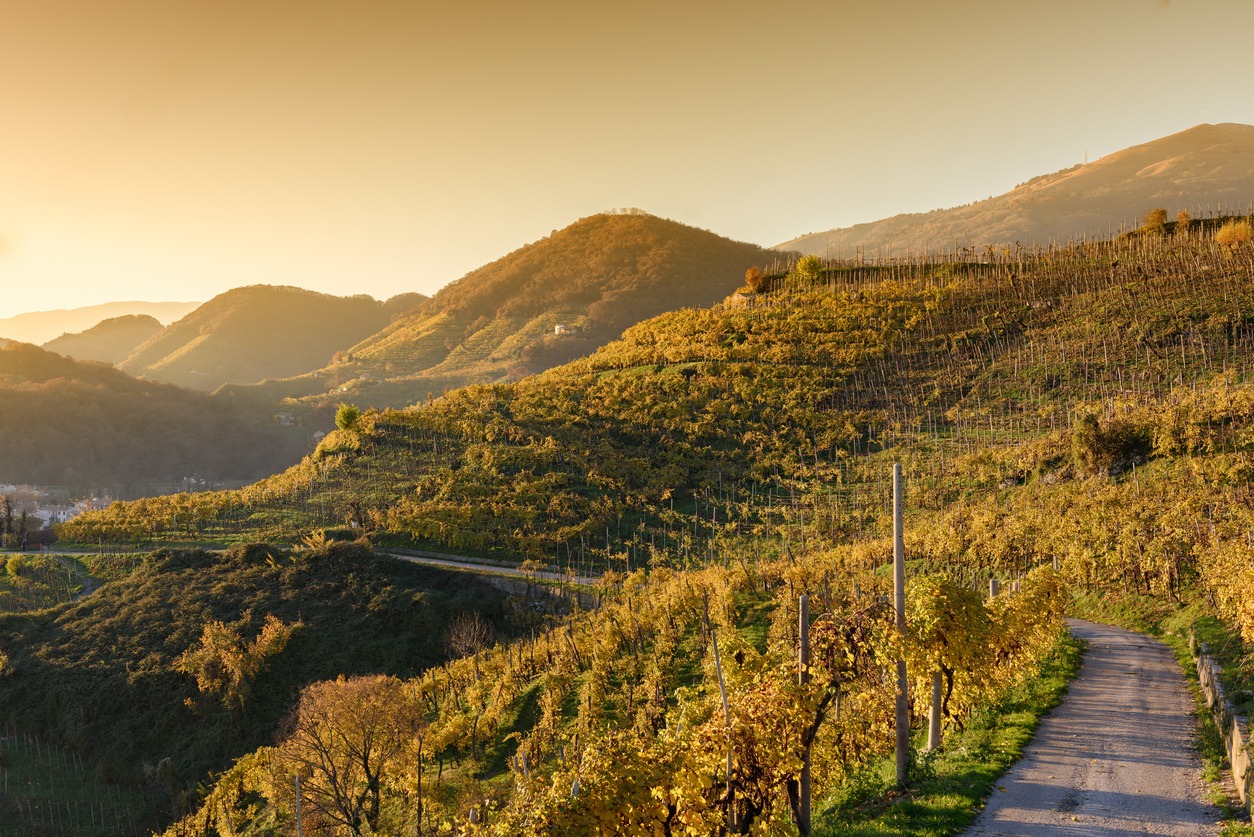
[798,593,811,834]
[294,775,303,837]
[416,734,424,836]
[927,670,943,751]
[712,628,734,832]
[893,463,909,788]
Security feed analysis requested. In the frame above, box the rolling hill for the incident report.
[0,541,512,830]
[71,220,1254,558]
[51,220,1254,834]
[234,211,787,411]
[42,313,164,364]
[0,341,309,495]
[117,285,417,391]
[0,300,199,345]
[780,122,1254,257]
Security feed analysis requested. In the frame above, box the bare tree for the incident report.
[279,675,419,836]
[447,611,493,681]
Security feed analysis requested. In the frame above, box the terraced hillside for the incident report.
[67,221,1254,575]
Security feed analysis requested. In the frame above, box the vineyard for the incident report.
[11,217,1254,833]
[63,219,1254,588]
[0,725,160,837]
[162,553,1067,835]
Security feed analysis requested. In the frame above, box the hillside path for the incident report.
[383,550,601,587]
[963,619,1224,836]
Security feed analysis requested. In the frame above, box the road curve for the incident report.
[964,618,1224,836]
[383,550,601,587]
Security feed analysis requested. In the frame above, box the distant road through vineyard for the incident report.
[965,619,1224,836]
[383,550,601,587]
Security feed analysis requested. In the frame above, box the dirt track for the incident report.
[964,619,1224,836]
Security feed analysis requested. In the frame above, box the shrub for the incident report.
[1215,219,1253,249]
[1141,207,1168,235]
[1071,412,1152,475]
[793,255,824,283]
[334,403,361,432]
[744,266,768,294]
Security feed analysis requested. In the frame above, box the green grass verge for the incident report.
[813,628,1083,837]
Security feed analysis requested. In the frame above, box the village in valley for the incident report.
[1,485,108,550]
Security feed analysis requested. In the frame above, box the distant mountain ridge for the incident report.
[780,122,1254,257]
[0,300,199,345]
[246,211,784,410]
[117,286,419,391]
[42,314,164,364]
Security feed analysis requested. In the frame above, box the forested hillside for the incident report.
[0,342,308,495]
[30,217,1254,834]
[42,314,164,364]
[231,211,786,411]
[117,286,412,391]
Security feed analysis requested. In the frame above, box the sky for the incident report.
[3,0,1254,320]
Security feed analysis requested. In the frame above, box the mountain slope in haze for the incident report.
[781,122,1254,257]
[117,286,415,391]
[0,342,307,494]
[0,300,200,345]
[256,211,786,409]
[42,314,164,364]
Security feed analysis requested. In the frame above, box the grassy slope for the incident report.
[817,630,1083,836]
[0,541,513,826]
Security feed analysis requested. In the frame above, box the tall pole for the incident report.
[798,593,811,834]
[294,775,303,837]
[893,463,909,788]
[712,628,734,832]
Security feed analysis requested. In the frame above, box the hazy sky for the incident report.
[3,0,1254,319]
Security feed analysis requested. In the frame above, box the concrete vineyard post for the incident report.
[295,775,303,837]
[799,592,811,834]
[712,628,735,831]
[927,671,943,751]
[893,463,909,787]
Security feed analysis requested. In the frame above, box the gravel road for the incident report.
[964,618,1224,836]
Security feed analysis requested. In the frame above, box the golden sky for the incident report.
[2,0,1253,319]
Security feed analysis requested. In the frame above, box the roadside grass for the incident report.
[813,628,1082,836]
[1161,629,1254,834]
[1068,588,1175,635]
